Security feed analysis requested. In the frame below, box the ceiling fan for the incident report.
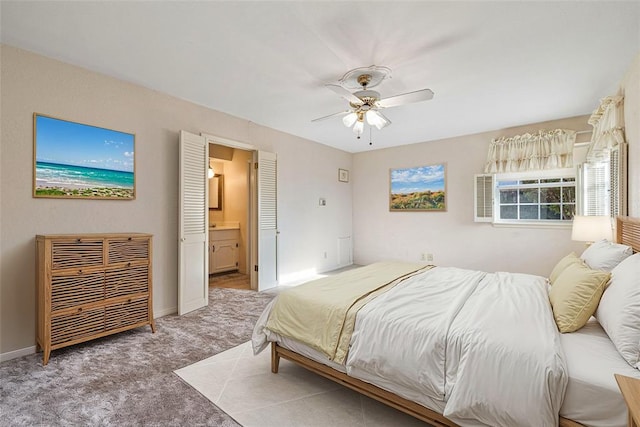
[312,65,434,140]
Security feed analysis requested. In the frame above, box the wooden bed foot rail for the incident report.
[271,342,455,427]
[270,342,584,427]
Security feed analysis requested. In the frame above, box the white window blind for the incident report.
[577,142,627,218]
[610,143,628,217]
[579,161,609,216]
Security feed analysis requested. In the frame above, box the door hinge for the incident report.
[254,162,259,169]
[254,265,258,272]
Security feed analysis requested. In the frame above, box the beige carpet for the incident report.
[175,341,428,427]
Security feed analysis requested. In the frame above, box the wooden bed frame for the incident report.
[268,216,640,427]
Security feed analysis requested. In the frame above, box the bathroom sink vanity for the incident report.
[209,224,239,274]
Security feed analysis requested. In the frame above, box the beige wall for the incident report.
[621,53,640,216]
[0,45,353,358]
[353,116,596,276]
[352,53,640,275]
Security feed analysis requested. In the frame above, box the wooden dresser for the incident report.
[36,233,155,365]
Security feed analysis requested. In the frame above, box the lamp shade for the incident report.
[571,215,613,242]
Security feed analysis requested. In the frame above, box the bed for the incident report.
[252,216,640,427]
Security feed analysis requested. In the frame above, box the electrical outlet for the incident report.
[319,198,326,206]
[421,253,434,262]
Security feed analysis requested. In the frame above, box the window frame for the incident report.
[492,169,576,227]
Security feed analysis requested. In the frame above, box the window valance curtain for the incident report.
[586,95,626,161]
[483,129,576,173]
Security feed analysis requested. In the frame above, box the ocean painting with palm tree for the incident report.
[390,164,446,211]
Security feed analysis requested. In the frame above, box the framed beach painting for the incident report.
[390,163,446,211]
[33,114,135,199]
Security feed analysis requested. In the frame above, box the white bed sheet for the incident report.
[560,317,640,427]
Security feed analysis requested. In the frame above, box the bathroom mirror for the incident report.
[209,174,223,210]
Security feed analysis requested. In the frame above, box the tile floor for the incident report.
[175,341,428,427]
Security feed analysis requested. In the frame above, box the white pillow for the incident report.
[595,252,640,369]
[580,239,632,271]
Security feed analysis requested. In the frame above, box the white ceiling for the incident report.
[1,1,639,153]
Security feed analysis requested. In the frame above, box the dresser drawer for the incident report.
[51,306,105,346]
[107,237,150,265]
[51,239,103,270]
[105,265,149,299]
[105,296,149,331]
[51,271,105,311]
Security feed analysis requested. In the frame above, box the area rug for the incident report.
[175,341,428,427]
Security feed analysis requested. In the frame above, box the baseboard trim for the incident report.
[0,345,37,362]
[154,306,177,318]
[1,306,177,363]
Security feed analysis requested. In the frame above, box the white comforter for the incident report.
[254,266,568,427]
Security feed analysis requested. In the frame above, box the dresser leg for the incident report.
[42,348,50,366]
[149,321,156,333]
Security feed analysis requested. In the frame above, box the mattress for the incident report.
[559,317,640,427]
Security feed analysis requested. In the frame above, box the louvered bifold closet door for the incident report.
[257,150,278,290]
[178,130,209,315]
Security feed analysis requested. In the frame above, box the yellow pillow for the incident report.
[549,263,610,333]
[549,252,583,285]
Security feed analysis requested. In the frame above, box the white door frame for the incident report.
[201,133,260,290]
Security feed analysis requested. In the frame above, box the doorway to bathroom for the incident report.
[208,143,252,290]
[203,134,278,294]
[178,131,277,315]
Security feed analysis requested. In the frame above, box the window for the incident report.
[474,170,577,226]
[577,161,609,216]
[577,143,627,217]
[496,177,575,223]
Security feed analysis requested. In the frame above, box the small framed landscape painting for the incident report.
[390,163,446,211]
[33,114,135,199]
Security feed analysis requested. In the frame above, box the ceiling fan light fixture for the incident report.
[352,120,364,137]
[342,112,357,128]
[366,110,389,130]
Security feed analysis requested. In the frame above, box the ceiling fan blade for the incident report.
[325,84,362,105]
[311,110,350,122]
[377,88,434,108]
